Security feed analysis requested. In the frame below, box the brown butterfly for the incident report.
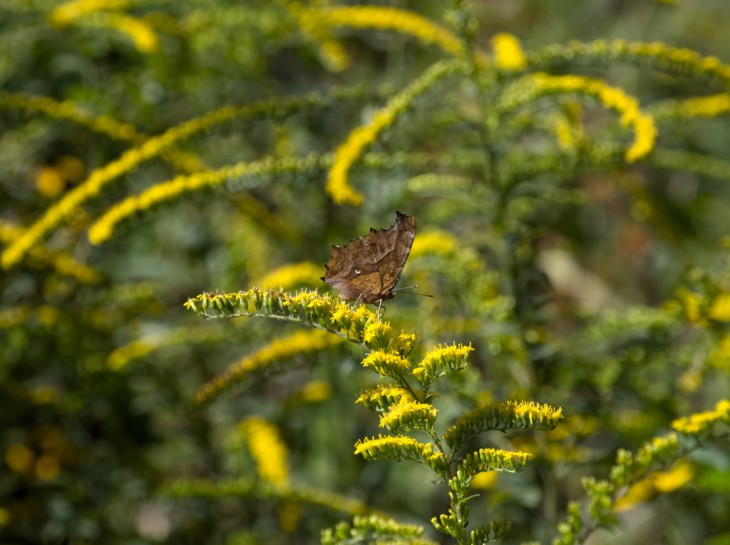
[322,211,416,304]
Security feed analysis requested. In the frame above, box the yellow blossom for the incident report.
[378,400,437,430]
[363,321,393,345]
[614,460,694,512]
[326,60,460,206]
[50,0,130,26]
[526,73,656,163]
[354,434,433,459]
[361,350,411,376]
[311,6,464,57]
[196,330,341,404]
[671,399,730,434]
[410,230,458,258]
[238,417,289,486]
[2,101,313,268]
[35,166,66,198]
[471,471,498,489]
[0,219,100,283]
[709,293,730,321]
[89,155,321,245]
[492,33,526,71]
[297,381,332,404]
[101,13,159,53]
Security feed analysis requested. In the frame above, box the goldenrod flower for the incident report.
[709,293,730,321]
[50,0,130,26]
[0,219,100,283]
[614,460,694,512]
[2,99,317,268]
[311,6,464,57]
[238,417,289,486]
[410,230,458,258]
[326,59,461,205]
[35,167,66,198]
[671,399,730,435]
[100,12,159,53]
[88,155,321,245]
[361,350,411,377]
[526,73,656,163]
[196,330,340,403]
[492,33,526,71]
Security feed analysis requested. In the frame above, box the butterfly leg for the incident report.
[376,299,387,321]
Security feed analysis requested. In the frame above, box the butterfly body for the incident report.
[322,211,416,304]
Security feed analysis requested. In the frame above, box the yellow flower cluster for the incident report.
[107,326,228,370]
[528,73,657,163]
[361,350,411,377]
[238,417,289,487]
[355,384,409,409]
[0,219,100,283]
[653,94,730,120]
[671,399,730,435]
[196,330,340,404]
[310,6,464,57]
[511,400,564,425]
[354,434,434,459]
[378,400,438,430]
[413,343,473,385]
[89,154,321,244]
[326,59,461,206]
[410,230,458,258]
[50,0,130,25]
[51,0,159,53]
[614,460,694,512]
[0,91,137,142]
[1,99,298,268]
[491,33,526,71]
[97,12,159,53]
[363,321,393,346]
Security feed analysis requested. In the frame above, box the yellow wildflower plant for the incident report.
[50,0,131,26]
[306,6,464,57]
[378,400,438,433]
[0,219,100,284]
[1,91,344,268]
[88,155,322,244]
[326,59,462,206]
[412,342,473,388]
[238,417,289,487]
[51,0,159,53]
[491,32,526,71]
[409,230,458,259]
[671,399,730,435]
[195,329,342,404]
[521,73,657,163]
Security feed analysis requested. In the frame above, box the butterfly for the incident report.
[322,211,416,304]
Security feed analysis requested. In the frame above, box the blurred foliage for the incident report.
[2,1,730,544]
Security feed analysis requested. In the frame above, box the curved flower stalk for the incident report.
[186,287,563,543]
[0,219,101,284]
[0,86,370,269]
[325,59,465,206]
[50,0,159,53]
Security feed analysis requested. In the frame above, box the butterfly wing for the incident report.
[322,211,416,303]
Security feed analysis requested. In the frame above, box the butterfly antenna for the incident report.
[392,285,433,298]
